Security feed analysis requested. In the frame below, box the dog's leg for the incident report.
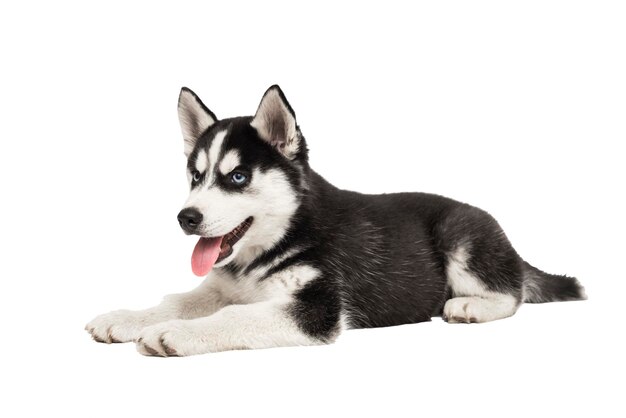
[134,299,340,356]
[436,206,524,324]
[85,279,228,343]
[442,244,521,323]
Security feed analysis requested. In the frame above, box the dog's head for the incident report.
[176,85,308,275]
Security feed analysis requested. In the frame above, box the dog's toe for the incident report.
[160,337,179,357]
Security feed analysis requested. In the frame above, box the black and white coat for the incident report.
[86,85,586,356]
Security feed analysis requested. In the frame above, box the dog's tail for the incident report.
[522,261,587,303]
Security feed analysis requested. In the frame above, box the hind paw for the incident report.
[443,298,478,323]
[443,295,518,324]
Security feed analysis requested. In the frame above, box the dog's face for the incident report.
[176,86,307,276]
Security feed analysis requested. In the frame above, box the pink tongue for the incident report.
[191,237,223,277]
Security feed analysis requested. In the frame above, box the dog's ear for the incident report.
[251,85,299,159]
[178,87,217,157]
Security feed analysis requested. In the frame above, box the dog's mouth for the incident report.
[191,217,253,276]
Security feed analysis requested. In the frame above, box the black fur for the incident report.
[288,277,342,342]
[522,261,585,303]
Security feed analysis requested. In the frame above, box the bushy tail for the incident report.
[522,261,587,303]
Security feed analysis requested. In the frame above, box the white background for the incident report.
[1,1,624,417]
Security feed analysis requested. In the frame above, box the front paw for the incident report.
[85,309,146,343]
[135,320,201,357]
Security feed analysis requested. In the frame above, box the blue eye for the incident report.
[231,172,248,185]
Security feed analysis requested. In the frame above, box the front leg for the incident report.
[135,297,342,357]
[85,278,228,343]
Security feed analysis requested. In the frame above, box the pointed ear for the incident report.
[250,85,300,159]
[178,87,217,157]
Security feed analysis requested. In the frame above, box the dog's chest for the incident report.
[211,264,320,304]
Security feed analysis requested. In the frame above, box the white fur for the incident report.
[232,168,300,260]
[445,245,518,323]
[85,279,228,343]
[195,149,208,173]
[218,149,241,175]
[135,300,320,356]
[339,313,352,331]
[443,296,518,324]
[206,129,227,184]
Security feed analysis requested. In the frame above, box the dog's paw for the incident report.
[135,320,208,357]
[443,297,479,324]
[85,309,148,343]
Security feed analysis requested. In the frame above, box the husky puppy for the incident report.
[86,85,586,356]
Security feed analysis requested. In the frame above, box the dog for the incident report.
[86,85,586,356]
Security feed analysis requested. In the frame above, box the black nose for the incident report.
[177,208,203,233]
